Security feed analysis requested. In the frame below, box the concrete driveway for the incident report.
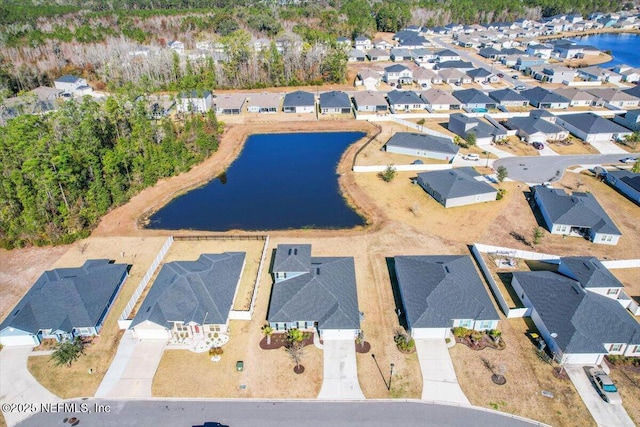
[94,331,166,398]
[415,339,470,405]
[317,339,365,400]
[0,346,59,427]
[565,365,635,427]
[587,139,628,154]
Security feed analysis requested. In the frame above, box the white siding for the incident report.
[0,334,39,346]
[444,192,497,208]
[412,328,448,339]
[133,324,172,340]
[321,329,358,340]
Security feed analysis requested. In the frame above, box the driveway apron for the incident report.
[0,346,59,427]
[415,339,470,405]
[318,339,365,400]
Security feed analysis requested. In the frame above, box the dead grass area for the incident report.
[613,141,640,154]
[607,366,640,425]
[563,53,613,68]
[611,268,640,301]
[547,137,600,155]
[480,253,530,308]
[494,137,540,157]
[161,239,266,311]
[451,317,596,427]
[0,245,69,322]
[480,173,640,260]
[27,236,168,398]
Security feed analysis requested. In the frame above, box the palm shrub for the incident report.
[50,337,86,367]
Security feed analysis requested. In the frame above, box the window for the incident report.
[477,320,493,330]
[456,319,473,328]
[175,323,188,333]
[632,345,640,354]
[607,288,618,296]
[609,343,623,352]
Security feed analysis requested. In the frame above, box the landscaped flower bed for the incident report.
[452,327,506,351]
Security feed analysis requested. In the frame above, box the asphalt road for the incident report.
[493,154,635,183]
[432,37,531,89]
[16,399,547,427]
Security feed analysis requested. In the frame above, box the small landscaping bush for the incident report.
[394,330,415,353]
[452,327,470,338]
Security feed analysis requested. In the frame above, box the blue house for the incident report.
[0,260,129,346]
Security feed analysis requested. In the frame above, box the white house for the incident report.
[604,170,640,205]
[384,64,413,84]
[394,255,500,339]
[176,90,213,113]
[53,75,91,94]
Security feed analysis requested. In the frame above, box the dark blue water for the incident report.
[566,33,640,67]
[148,132,366,230]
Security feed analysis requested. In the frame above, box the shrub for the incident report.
[452,327,470,338]
[209,346,224,356]
[287,328,304,343]
[394,330,415,352]
[381,164,397,182]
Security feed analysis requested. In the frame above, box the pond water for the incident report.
[566,33,640,67]
[147,131,366,231]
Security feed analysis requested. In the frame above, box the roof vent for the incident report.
[13,309,20,317]
[583,262,591,270]
[316,267,320,275]
[444,266,450,273]
[146,306,152,313]
[288,248,292,255]
[294,249,298,255]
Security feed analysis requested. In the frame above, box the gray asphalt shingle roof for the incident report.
[272,244,312,274]
[521,87,570,105]
[489,88,528,103]
[505,115,566,135]
[0,260,128,335]
[466,68,492,78]
[268,245,360,330]
[319,91,351,109]
[533,185,621,235]
[385,132,458,155]
[557,113,632,135]
[417,167,497,200]
[558,256,624,289]
[436,61,474,69]
[386,90,424,106]
[514,271,640,354]
[283,90,315,107]
[130,253,245,329]
[607,170,640,192]
[452,89,496,105]
[394,255,499,329]
[385,64,410,73]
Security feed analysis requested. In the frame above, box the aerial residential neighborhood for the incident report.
[0,1,639,427]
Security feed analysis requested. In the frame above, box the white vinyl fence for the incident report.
[229,235,270,320]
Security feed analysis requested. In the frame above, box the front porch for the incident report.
[168,322,229,353]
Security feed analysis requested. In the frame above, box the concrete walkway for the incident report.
[95,331,166,398]
[415,339,470,405]
[565,365,635,427]
[481,144,514,158]
[317,339,365,400]
[0,346,59,427]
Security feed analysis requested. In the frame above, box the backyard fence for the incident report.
[351,121,382,170]
[229,235,270,321]
[601,259,640,269]
[118,236,174,329]
[474,243,560,261]
[174,234,267,241]
[352,164,452,172]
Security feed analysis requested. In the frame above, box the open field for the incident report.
[27,237,168,398]
[451,317,596,427]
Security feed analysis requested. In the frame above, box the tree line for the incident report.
[0,96,221,248]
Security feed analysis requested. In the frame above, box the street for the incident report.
[494,154,635,183]
[16,399,548,427]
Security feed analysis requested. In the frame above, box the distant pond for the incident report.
[147,132,367,231]
[566,33,640,68]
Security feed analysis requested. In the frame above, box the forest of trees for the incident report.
[0,97,221,248]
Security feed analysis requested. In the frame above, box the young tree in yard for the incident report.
[496,166,508,182]
[532,227,544,245]
[465,132,477,146]
[623,131,639,149]
[50,337,85,367]
[285,341,306,374]
[287,328,304,343]
[416,118,425,131]
[261,324,273,345]
[382,164,397,182]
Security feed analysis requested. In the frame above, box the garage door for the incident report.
[0,334,39,346]
[321,329,357,340]
[132,327,171,340]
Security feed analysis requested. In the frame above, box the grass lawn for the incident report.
[606,364,640,425]
[451,317,596,427]
[494,137,540,157]
[547,137,600,155]
[27,237,168,399]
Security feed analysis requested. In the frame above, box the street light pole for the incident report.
[388,363,395,391]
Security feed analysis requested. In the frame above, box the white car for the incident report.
[620,157,637,164]
[462,153,480,161]
[588,367,622,404]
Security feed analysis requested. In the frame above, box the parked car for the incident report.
[390,82,396,87]
[588,367,622,404]
[454,81,462,86]
[462,153,480,161]
[512,74,519,79]
[514,85,526,91]
[620,157,637,164]
[412,159,424,165]
[497,73,504,78]
[421,83,429,88]
[532,142,544,150]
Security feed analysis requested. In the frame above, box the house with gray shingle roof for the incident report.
[554,112,632,143]
[555,256,625,298]
[511,270,640,364]
[268,244,360,340]
[177,90,213,113]
[532,185,622,244]
[130,253,245,340]
[214,94,246,115]
[283,90,315,113]
[587,88,640,108]
[488,88,529,107]
[247,93,282,113]
[505,113,568,143]
[448,113,507,145]
[612,109,640,132]
[416,167,498,208]
[386,90,425,113]
[0,260,129,346]
[553,87,602,107]
[435,60,475,71]
[604,170,640,205]
[438,68,470,84]
[366,48,390,61]
[420,88,460,110]
[466,68,497,83]
[384,132,458,161]
[319,91,352,114]
[352,91,388,113]
[452,89,497,110]
[390,48,413,61]
[348,48,366,62]
[384,64,413,84]
[393,255,500,338]
[520,87,570,109]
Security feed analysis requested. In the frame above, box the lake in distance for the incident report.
[147,131,367,231]
[567,33,640,67]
